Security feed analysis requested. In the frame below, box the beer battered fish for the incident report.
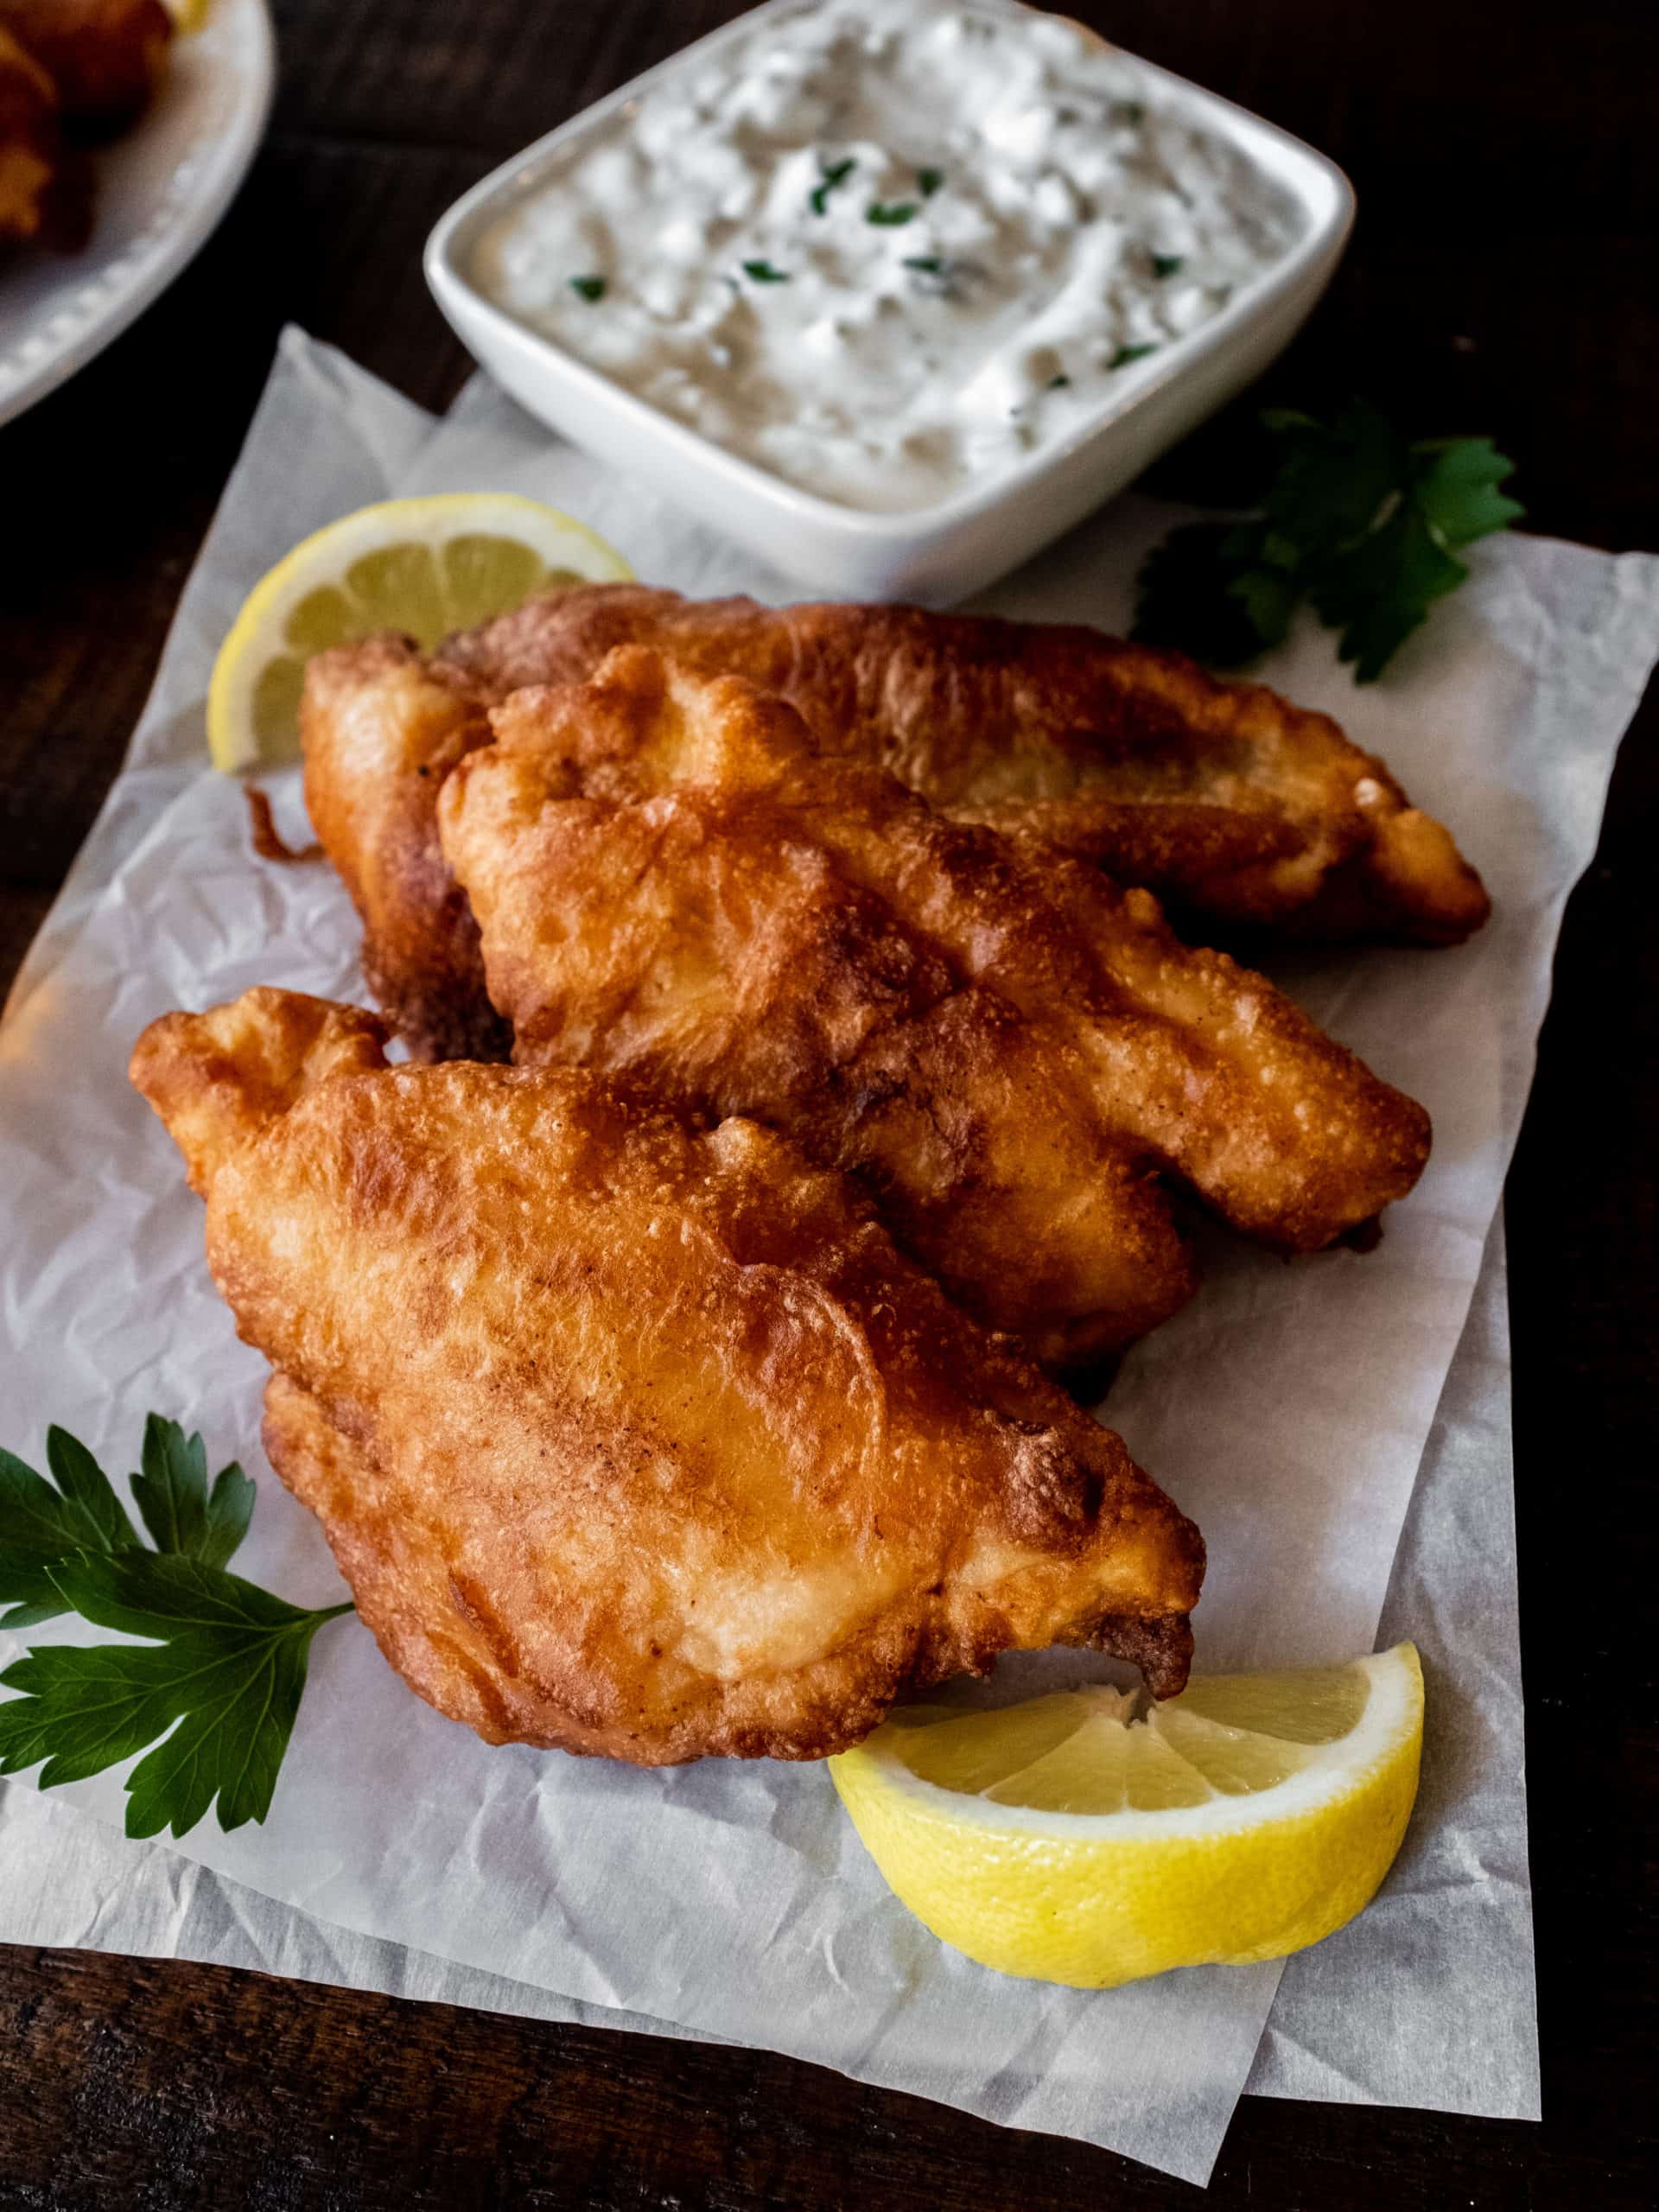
[299,637,507,1063]
[435,583,1491,945]
[130,986,1205,1763]
[431,647,1429,1370]
[0,0,172,134]
[298,588,1488,1065]
[0,23,88,249]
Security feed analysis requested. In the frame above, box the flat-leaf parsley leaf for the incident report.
[0,1416,352,1838]
[131,1414,256,1570]
[1132,401,1522,681]
[2,1426,145,1628]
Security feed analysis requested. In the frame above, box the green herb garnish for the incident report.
[741,259,791,283]
[867,201,918,226]
[903,255,947,275]
[1151,252,1184,279]
[1109,342,1160,369]
[1048,373,1071,389]
[917,166,944,197]
[1116,99,1145,126]
[810,156,856,215]
[1132,401,1523,682]
[0,1416,352,1839]
[569,275,607,302]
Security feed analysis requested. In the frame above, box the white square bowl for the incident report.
[426,0,1354,604]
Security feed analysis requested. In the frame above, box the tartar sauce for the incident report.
[474,0,1302,513]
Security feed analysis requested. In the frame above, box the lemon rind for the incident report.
[834,1644,1421,1845]
[207,495,632,772]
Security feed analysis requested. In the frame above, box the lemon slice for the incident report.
[207,494,632,772]
[829,1643,1423,1988]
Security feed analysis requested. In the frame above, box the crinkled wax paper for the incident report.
[3,330,1656,2182]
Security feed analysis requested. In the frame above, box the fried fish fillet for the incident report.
[433,647,1430,1370]
[300,637,507,1063]
[434,583,1491,945]
[0,0,171,133]
[297,586,1488,1065]
[130,986,1205,1762]
[0,23,88,249]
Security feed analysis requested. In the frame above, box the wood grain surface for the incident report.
[2,0,1656,2203]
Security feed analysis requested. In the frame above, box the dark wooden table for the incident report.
[3,1,1656,2203]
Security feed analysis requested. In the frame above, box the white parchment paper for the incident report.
[0,1215,1536,2131]
[2,328,1654,2181]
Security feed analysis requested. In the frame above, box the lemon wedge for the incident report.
[829,1643,1423,1988]
[207,494,632,772]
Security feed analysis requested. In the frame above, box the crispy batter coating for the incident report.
[435,649,1431,1369]
[435,584,1491,945]
[0,0,171,132]
[130,987,1205,1763]
[299,637,510,1063]
[298,581,1490,1062]
[0,22,89,248]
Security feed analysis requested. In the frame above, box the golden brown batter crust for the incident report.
[435,584,1491,944]
[131,987,1205,1763]
[436,648,1431,1369]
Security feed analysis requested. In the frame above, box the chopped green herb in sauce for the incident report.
[1109,341,1160,368]
[1048,373,1071,388]
[568,275,607,302]
[474,1,1300,513]
[810,156,856,215]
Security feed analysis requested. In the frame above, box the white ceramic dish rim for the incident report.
[427,0,1354,540]
[0,0,275,430]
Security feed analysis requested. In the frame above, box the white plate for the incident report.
[0,0,274,429]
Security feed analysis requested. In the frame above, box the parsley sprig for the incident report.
[0,1417,351,1839]
[1133,401,1523,682]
